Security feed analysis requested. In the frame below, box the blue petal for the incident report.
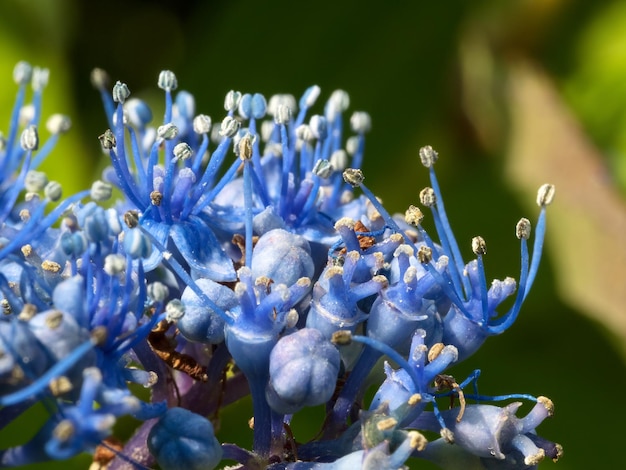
[138,219,169,271]
[170,216,236,282]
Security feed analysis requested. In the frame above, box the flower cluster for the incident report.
[0,62,561,469]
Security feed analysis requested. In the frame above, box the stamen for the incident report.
[418,145,438,167]
[471,236,489,324]
[20,125,38,151]
[49,376,73,396]
[41,260,62,274]
[44,181,62,201]
[157,70,178,92]
[516,218,531,240]
[112,81,130,104]
[90,180,113,202]
[224,90,242,113]
[536,183,555,207]
[419,147,471,298]
[342,168,413,244]
[98,129,116,149]
[525,184,555,297]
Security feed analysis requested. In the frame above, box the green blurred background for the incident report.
[1,0,625,468]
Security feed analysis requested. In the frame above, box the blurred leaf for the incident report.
[562,1,626,193]
[505,60,626,359]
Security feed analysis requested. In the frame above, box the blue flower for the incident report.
[179,278,234,344]
[409,148,554,361]
[414,398,562,469]
[266,327,340,414]
[94,74,237,281]
[251,228,315,286]
[0,63,562,470]
[148,407,223,470]
[224,266,311,456]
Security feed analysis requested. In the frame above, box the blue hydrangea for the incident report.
[0,63,562,470]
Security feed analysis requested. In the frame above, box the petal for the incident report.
[138,218,169,271]
[170,216,236,282]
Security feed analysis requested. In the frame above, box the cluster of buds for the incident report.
[0,62,561,469]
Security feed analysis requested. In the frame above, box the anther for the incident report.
[31,67,49,91]
[268,94,296,118]
[219,116,240,138]
[104,254,126,275]
[312,159,333,178]
[346,136,359,156]
[124,210,139,228]
[20,125,38,151]
[376,417,397,431]
[331,330,353,346]
[166,299,185,321]
[41,260,62,273]
[405,205,424,226]
[19,209,30,222]
[471,236,487,256]
[25,171,48,193]
[150,191,163,206]
[91,326,108,346]
[330,150,348,171]
[157,70,178,91]
[427,343,445,362]
[409,431,428,452]
[44,310,63,329]
[13,61,33,85]
[537,184,555,207]
[18,304,37,321]
[49,376,73,396]
[326,90,350,120]
[112,81,130,103]
[91,181,113,201]
[301,85,321,108]
[237,133,254,160]
[90,68,109,89]
[419,187,436,207]
[350,111,371,133]
[440,427,454,443]
[46,114,72,134]
[418,145,438,168]
[44,181,63,201]
[98,129,116,149]
[309,115,328,140]
[342,168,364,187]
[408,394,422,406]
[224,90,242,112]
[275,104,291,124]
[147,282,170,302]
[295,124,314,143]
[417,246,432,264]
[516,218,531,240]
[286,309,299,328]
[173,142,193,161]
[157,123,178,140]
[53,420,75,442]
[193,114,212,134]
